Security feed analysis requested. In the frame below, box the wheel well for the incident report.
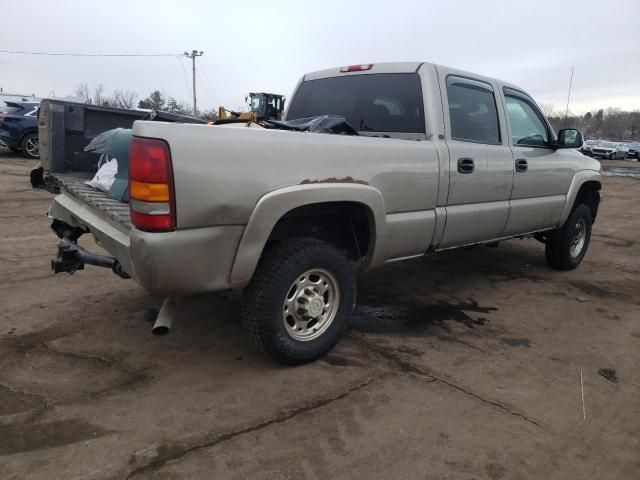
[19,129,38,144]
[267,202,373,261]
[575,181,601,222]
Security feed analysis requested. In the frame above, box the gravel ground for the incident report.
[1,150,639,479]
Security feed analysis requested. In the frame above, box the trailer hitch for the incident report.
[50,221,129,279]
[52,237,130,279]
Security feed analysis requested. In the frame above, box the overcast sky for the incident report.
[1,0,639,114]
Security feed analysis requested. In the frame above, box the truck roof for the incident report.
[304,62,427,80]
[303,61,523,94]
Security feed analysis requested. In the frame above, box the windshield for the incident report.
[249,95,264,114]
[287,73,425,134]
[585,140,599,145]
[601,142,617,148]
[0,102,21,114]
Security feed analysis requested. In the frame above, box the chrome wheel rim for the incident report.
[282,268,340,342]
[25,137,39,157]
[570,218,587,258]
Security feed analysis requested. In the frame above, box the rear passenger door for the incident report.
[436,71,513,248]
[501,88,571,236]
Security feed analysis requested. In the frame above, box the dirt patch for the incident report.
[0,329,147,402]
[592,234,633,248]
[0,385,44,417]
[0,419,112,456]
[322,353,366,368]
[500,338,531,348]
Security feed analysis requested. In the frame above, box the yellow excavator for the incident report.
[215,92,285,125]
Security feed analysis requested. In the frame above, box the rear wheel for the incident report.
[545,204,592,270]
[241,238,356,365]
[20,133,39,159]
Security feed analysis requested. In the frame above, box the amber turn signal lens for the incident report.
[130,180,170,202]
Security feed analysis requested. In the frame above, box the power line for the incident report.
[176,56,193,102]
[0,49,181,57]
[196,67,221,108]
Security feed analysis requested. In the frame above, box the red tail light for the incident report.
[129,136,176,231]
[340,64,373,73]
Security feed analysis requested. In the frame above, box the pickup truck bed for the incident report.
[54,173,132,228]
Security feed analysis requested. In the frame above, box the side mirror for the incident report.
[556,128,583,149]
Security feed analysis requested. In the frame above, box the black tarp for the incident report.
[265,115,358,135]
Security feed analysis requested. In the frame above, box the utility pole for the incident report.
[184,50,204,116]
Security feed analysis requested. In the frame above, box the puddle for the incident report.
[349,300,496,334]
[602,167,640,179]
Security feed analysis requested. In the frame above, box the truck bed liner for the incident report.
[54,173,132,228]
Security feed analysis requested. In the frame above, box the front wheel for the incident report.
[241,238,356,365]
[20,133,39,159]
[545,204,592,270]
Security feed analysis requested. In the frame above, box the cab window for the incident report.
[287,73,425,134]
[504,94,549,147]
[446,76,501,144]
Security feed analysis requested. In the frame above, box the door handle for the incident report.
[457,157,475,174]
[515,158,528,172]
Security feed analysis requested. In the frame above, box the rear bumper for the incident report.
[129,224,244,295]
[48,192,245,295]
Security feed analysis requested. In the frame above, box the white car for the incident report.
[591,142,628,159]
[580,139,601,156]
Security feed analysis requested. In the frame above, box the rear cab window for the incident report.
[445,76,501,144]
[286,73,426,137]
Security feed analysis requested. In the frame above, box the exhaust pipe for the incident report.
[152,296,178,335]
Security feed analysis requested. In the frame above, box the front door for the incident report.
[437,71,513,248]
[501,88,572,236]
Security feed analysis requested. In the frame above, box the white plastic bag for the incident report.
[85,156,118,192]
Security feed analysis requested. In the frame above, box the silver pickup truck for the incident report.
[40,62,602,364]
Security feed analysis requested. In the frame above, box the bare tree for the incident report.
[111,89,138,109]
[539,103,555,118]
[74,82,91,103]
[93,84,107,106]
[546,106,640,140]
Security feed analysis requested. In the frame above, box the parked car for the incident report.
[591,142,628,159]
[39,62,601,365]
[0,101,40,158]
[580,139,601,156]
[626,142,640,159]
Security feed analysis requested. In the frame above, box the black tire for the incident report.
[20,133,39,159]
[241,238,356,365]
[545,204,592,270]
